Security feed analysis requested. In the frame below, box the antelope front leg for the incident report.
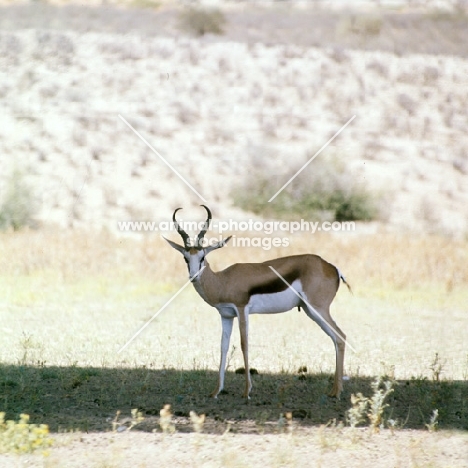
[237,307,252,399]
[211,316,234,398]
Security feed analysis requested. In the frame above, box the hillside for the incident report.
[0,2,467,236]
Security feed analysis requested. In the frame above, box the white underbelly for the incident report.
[247,279,303,314]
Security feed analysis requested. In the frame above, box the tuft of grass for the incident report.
[317,419,345,451]
[178,7,226,37]
[0,169,36,231]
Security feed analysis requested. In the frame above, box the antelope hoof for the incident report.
[328,387,342,400]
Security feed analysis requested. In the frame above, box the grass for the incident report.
[0,229,466,465]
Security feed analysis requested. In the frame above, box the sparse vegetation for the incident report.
[425,409,439,433]
[159,405,175,435]
[0,413,52,455]
[0,169,36,231]
[346,377,395,432]
[336,14,383,37]
[366,377,395,433]
[232,155,379,222]
[111,409,144,432]
[178,7,226,37]
[430,352,445,382]
[347,393,369,428]
[0,230,466,464]
[189,410,206,433]
[130,0,160,9]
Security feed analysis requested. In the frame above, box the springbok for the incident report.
[164,205,350,399]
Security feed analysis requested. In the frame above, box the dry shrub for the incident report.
[336,14,383,37]
[232,154,379,222]
[397,93,418,115]
[366,59,388,78]
[0,169,36,231]
[178,7,226,37]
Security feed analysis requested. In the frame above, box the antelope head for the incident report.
[164,205,231,281]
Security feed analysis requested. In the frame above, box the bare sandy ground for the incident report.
[0,428,466,468]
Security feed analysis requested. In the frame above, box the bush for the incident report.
[337,14,383,37]
[0,413,53,455]
[0,169,36,230]
[178,7,226,37]
[232,155,378,222]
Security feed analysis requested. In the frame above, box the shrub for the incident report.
[336,14,383,37]
[346,376,395,432]
[0,413,53,455]
[131,0,160,9]
[232,155,378,222]
[178,7,226,37]
[0,169,36,231]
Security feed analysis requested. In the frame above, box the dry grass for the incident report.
[0,229,467,465]
[1,229,466,375]
[1,228,466,290]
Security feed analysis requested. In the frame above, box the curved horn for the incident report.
[172,208,190,248]
[196,205,212,247]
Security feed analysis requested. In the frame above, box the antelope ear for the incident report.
[163,236,187,254]
[205,236,232,254]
